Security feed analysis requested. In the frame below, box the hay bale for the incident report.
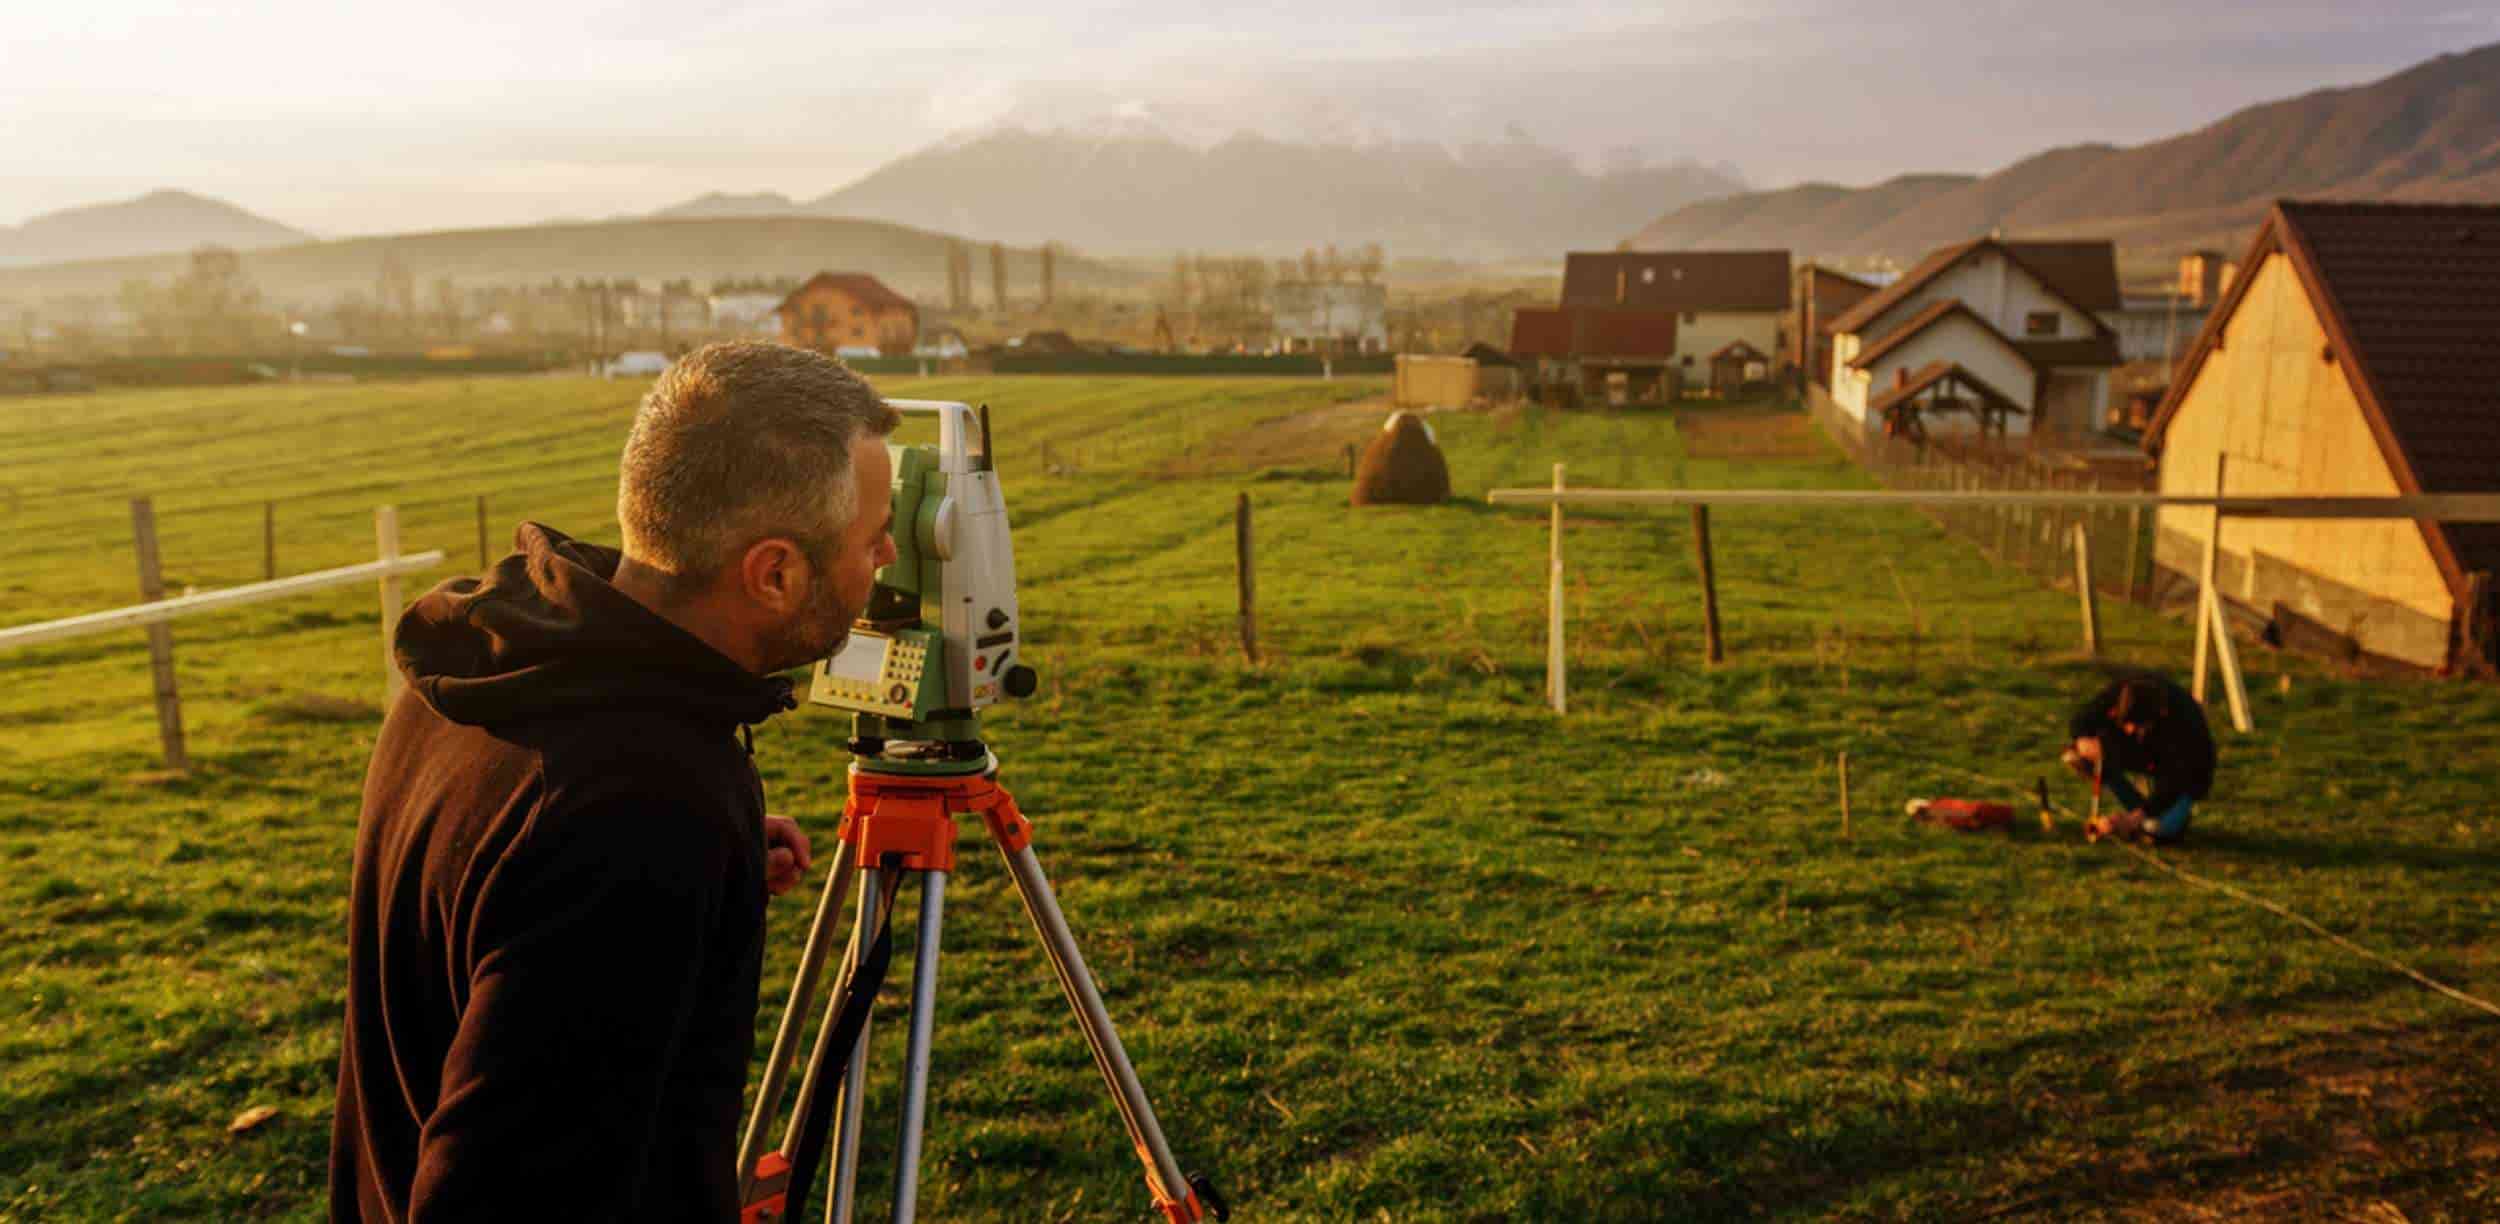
[1351,411,1450,506]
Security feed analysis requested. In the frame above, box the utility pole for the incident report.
[1040,242,1056,311]
[990,242,1008,314]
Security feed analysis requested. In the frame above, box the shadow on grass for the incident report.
[2188,826,2500,878]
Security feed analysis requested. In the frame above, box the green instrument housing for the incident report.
[807,443,963,731]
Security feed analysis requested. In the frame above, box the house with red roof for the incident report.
[1824,238,2122,443]
[2144,200,2500,673]
[775,272,920,356]
[1560,250,1789,394]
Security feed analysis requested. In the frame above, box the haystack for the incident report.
[1350,411,1450,506]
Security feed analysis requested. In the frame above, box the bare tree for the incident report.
[1357,242,1385,285]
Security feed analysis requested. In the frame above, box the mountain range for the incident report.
[0,189,309,268]
[1629,40,2500,264]
[787,128,1747,259]
[0,216,1134,307]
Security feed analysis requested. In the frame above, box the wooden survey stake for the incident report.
[131,497,189,771]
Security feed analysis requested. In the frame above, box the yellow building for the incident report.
[2144,200,2500,672]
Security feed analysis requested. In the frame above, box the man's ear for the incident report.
[736,537,811,614]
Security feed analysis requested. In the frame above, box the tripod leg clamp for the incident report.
[740,1152,790,1224]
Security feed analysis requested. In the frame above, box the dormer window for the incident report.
[2024,311,2060,337]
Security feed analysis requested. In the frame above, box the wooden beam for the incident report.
[130,497,188,772]
[1548,463,1567,715]
[1691,504,1724,664]
[0,552,447,652]
[2073,520,2101,658]
[1235,492,1258,665]
[377,506,405,706]
[1485,488,2500,520]
[2193,455,2224,707]
[2209,578,2254,733]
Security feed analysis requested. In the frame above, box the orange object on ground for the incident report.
[1908,797,2016,832]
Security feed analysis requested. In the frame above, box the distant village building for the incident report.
[912,326,970,360]
[1792,263,1878,389]
[2144,200,2500,673]
[1510,305,1681,405]
[1825,238,2123,443]
[1006,329,1085,355]
[775,272,919,355]
[708,291,785,336]
[1560,250,1790,394]
[1270,281,1388,354]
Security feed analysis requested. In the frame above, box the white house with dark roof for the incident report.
[1562,250,1789,392]
[1825,238,2123,441]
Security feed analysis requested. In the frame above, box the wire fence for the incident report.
[1809,387,2175,613]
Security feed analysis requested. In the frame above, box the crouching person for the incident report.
[2063,672,2216,844]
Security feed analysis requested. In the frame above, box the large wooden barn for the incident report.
[2144,200,2500,672]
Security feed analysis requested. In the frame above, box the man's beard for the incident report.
[755,573,861,676]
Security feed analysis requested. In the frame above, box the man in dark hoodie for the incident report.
[330,342,900,1221]
[2064,672,2217,844]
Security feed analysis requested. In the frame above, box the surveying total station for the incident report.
[734,401,1227,1224]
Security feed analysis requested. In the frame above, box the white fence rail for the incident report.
[2,501,444,770]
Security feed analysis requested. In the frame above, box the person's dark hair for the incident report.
[618,343,901,596]
[2110,676,2169,726]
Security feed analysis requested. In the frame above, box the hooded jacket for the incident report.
[2067,672,2216,816]
[330,523,796,1222]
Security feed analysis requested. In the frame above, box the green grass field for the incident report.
[3,375,2495,1220]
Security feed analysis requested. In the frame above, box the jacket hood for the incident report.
[395,522,796,730]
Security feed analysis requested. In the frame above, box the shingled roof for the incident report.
[775,271,918,316]
[2146,200,2500,598]
[1825,239,2120,338]
[1844,299,2033,373]
[1510,306,1679,359]
[1561,250,1791,313]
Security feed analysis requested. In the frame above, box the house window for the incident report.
[1682,312,1697,325]
[2024,311,2060,337]
[1681,354,1694,367]
[811,305,829,328]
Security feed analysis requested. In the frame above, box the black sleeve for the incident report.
[407,800,736,1222]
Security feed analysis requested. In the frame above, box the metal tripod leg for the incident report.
[996,842,1193,1212]
[890,871,947,1224]
[739,840,859,1201]
[826,869,882,1224]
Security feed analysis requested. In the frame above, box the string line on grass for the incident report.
[1885,734,2500,1023]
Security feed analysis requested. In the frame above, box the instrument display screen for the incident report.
[828,635,888,685]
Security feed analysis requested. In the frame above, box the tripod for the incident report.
[736,742,1226,1224]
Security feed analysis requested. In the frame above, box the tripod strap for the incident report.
[780,866,902,1224]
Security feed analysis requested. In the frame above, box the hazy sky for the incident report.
[7,1,2496,236]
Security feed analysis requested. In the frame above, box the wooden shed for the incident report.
[2144,200,2500,672]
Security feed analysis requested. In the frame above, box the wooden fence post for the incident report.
[262,500,277,582]
[1838,750,1852,841]
[1235,493,1258,665]
[476,494,491,571]
[2192,453,2253,732]
[2073,520,2101,657]
[1692,504,1724,665]
[130,497,189,771]
[1547,463,1567,715]
[377,506,405,707]
[2193,453,2224,704]
[2124,502,2146,604]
